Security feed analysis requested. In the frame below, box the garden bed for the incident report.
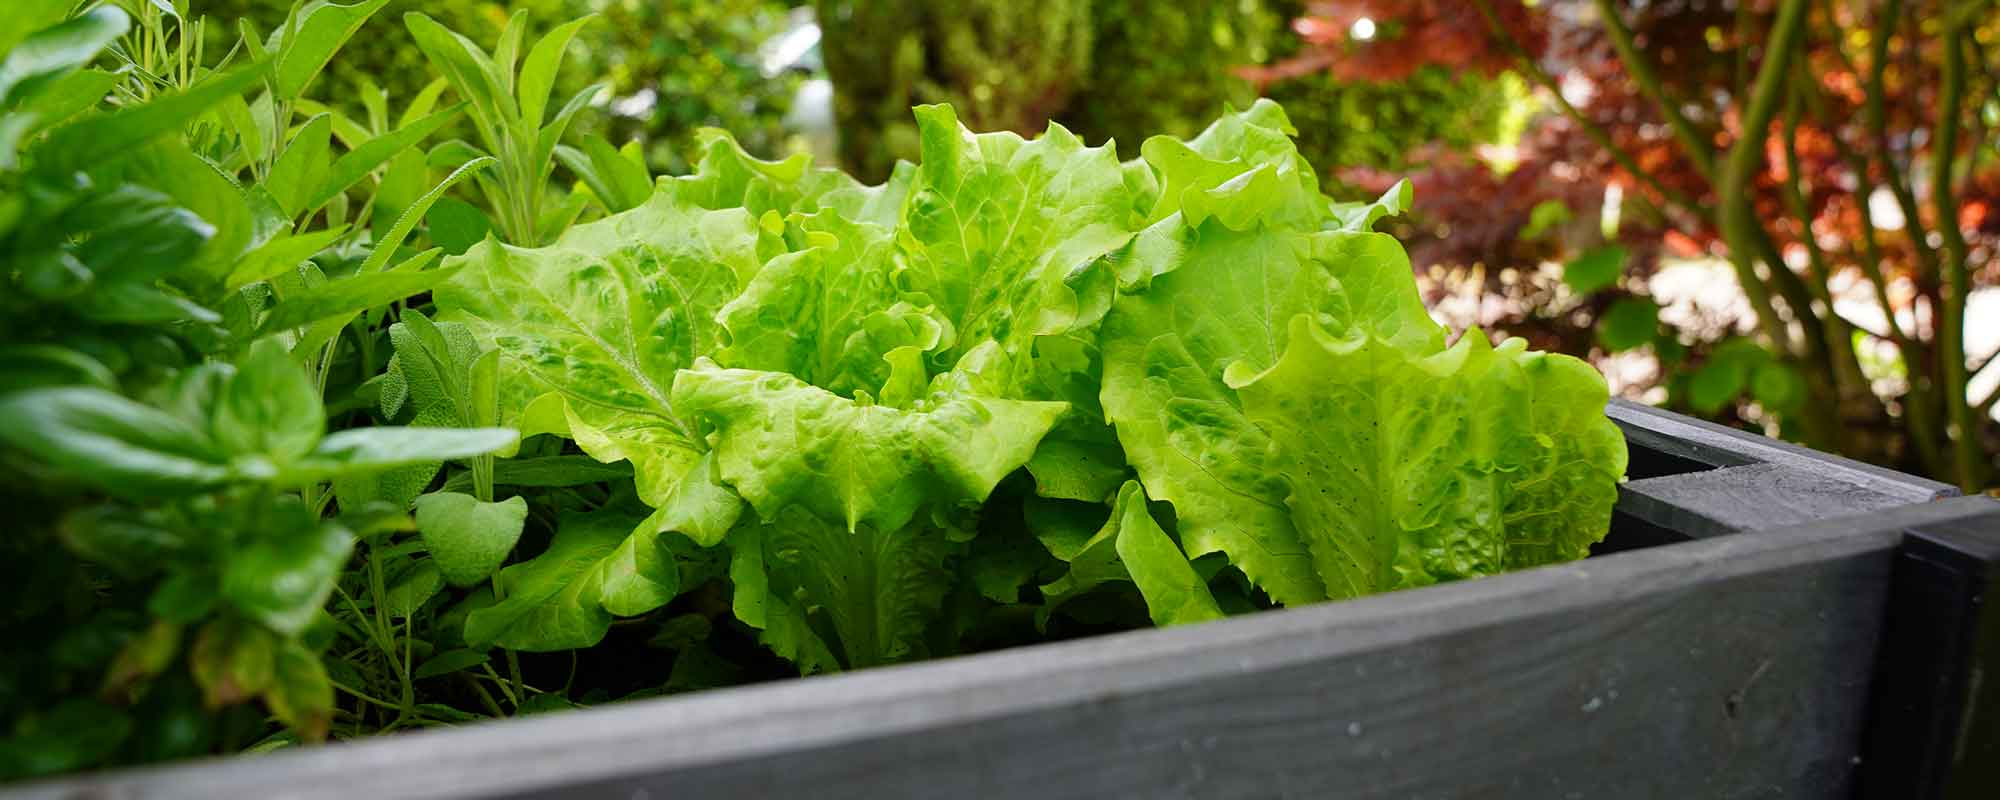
[12,400,1992,800]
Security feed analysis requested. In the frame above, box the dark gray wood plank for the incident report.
[1609,399,1960,537]
[15,497,1992,800]
[1618,462,1944,538]
[1607,399,1955,502]
[1859,508,2000,798]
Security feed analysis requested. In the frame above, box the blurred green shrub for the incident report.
[815,0,1517,183]
[1267,67,1522,183]
[201,0,801,172]
[1060,0,1278,157]
[815,0,1093,181]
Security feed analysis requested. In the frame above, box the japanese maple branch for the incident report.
[1864,0,1946,291]
[1780,87,1864,390]
[1713,0,1849,447]
[1592,0,1720,181]
[1816,0,1949,471]
[1932,8,1983,490]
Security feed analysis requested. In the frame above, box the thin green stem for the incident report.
[1593,0,1720,180]
[1713,0,1842,446]
[478,662,520,707]
[463,673,507,717]
[1862,0,1945,289]
[330,680,403,712]
[1817,0,1948,473]
[1933,11,1983,490]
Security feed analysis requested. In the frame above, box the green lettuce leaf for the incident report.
[1094,223,1442,604]
[1039,480,1222,627]
[673,128,910,229]
[728,507,952,671]
[1137,98,1326,230]
[1222,316,1625,593]
[900,104,1139,386]
[435,187,782,512]
[712,210,947,399]
[462,506,692,651]
[670,361,1067,533]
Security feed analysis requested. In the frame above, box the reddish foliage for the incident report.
[1267,0,2000,311]
[1241,1,1542,84]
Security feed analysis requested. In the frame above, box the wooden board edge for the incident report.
[1608,399,1956,502]
[13,496,1993,800]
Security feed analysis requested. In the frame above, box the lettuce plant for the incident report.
[436,97,1627,671]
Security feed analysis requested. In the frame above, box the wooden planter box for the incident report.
[10,401,1998,800]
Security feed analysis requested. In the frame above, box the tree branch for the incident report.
[1865,0,1946,289]
[1715,0,1839,446]
[1933,7,1983,490]
[1593,0,1720,181]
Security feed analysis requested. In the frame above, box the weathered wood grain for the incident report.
[1607,399,1956,502]
[14,497,1993,800]
[1608,400,1957,538]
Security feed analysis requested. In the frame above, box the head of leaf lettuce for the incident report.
[431,98,1627,671]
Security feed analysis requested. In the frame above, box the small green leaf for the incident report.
[266,113,333,218]
[147,572,219,624]
[225,226,348,290]
[222,520,355,636]
[463,508,632,651]
[403,13,508,137]
[438,455,633,493]
[306,102,465,213]
[255,256,455,335]
[219,92,268,168]
[361,157,495,275]
[412,648,488,679]
[532,82,606,180]
[264,639,333,743]
[188,618,276,708]
[414,492,528,587]
[0,387,236,497]
[1519,200,1573,241]
[517,15,594,129]
[1689,338,1770,414]
[267,0,393,102]
[211,338,325,463]
[0,6,130,109]
[1109,482,1224,627]
[383,560,445,617]
[101,621,181,704]
[1564,245,1627,295]
[1595,296,1659,352]
[286,426,518,482]
[426,197,491,255]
